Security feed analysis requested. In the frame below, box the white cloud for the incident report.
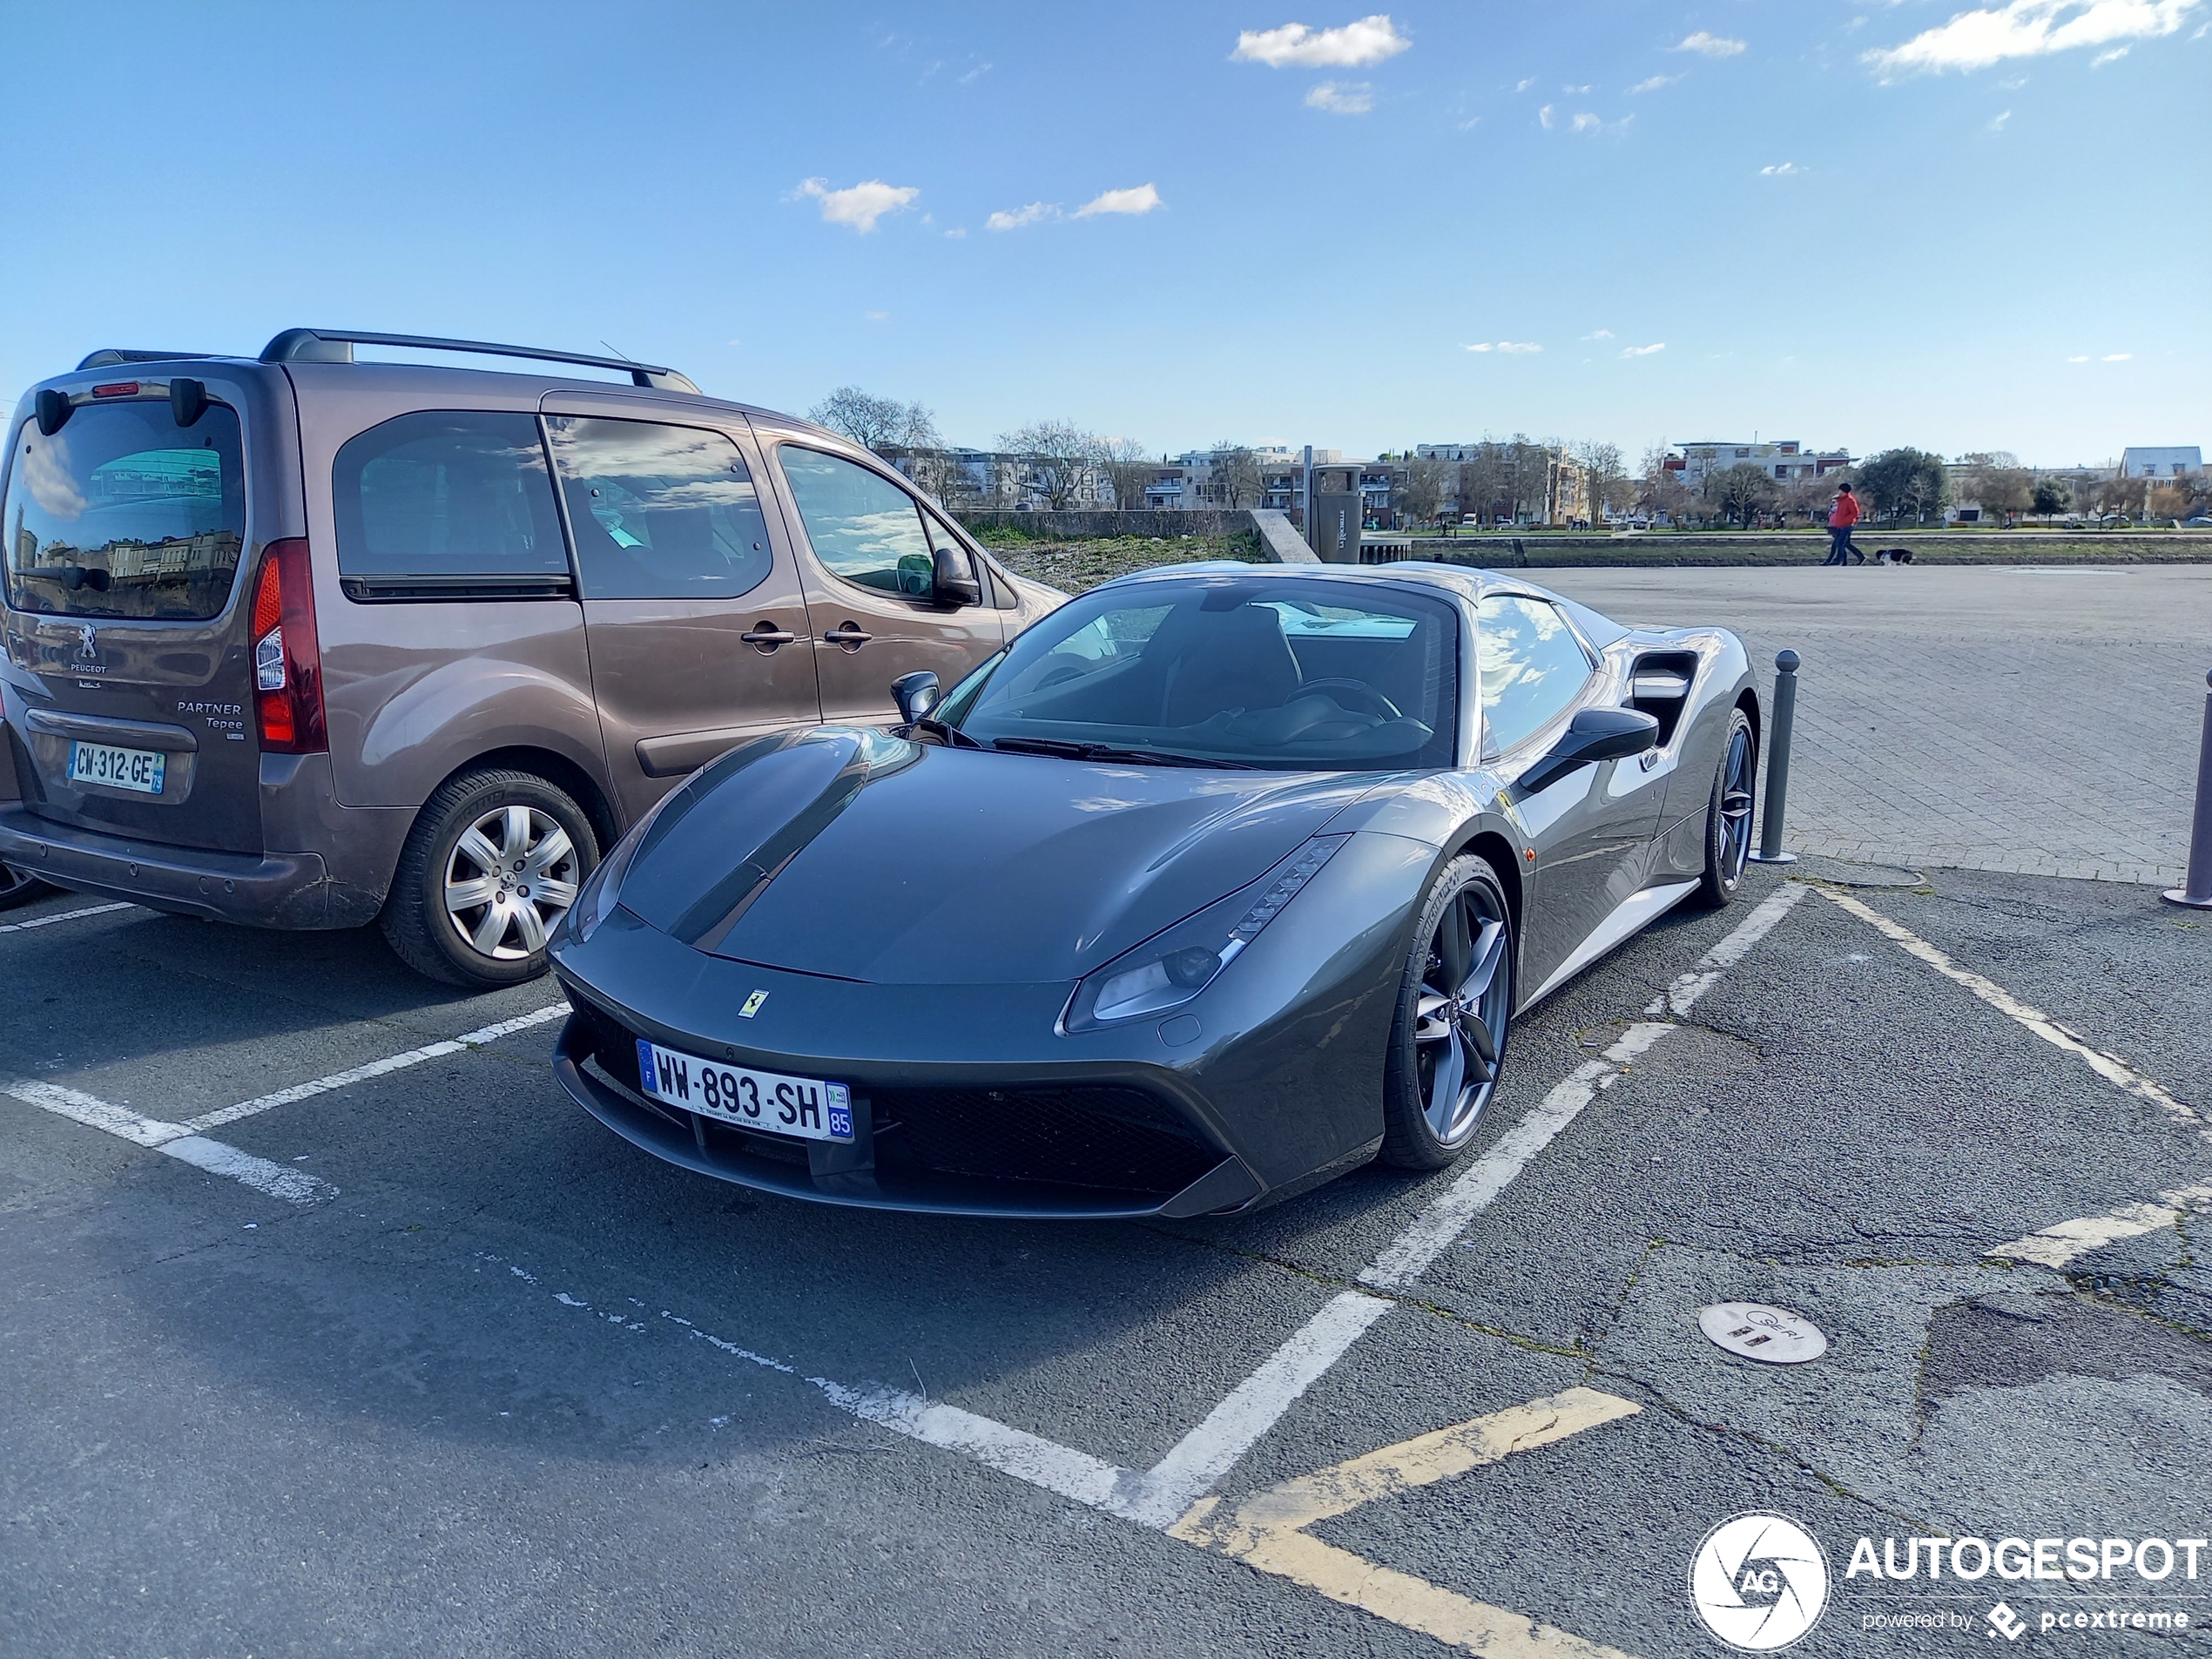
[986,201,1058,232]
[863,311,889,322]
[2067,354,2091,361]
[1076,183,1164,217]
[1306,80,1375,111]
[2000,71,2031,84]
[958,62,993,84]
[1760,161,1805,173]
[1675,30,1748,57]
[1630,73,1680,91]
[1583,328,1615,339]
[1569,111,1633,134]
[944,226,967,239]
[1865,0,2197,78]
[2103,351,2134,360]
[1232,14,1411,67]
[1621,342,1667,357]
[2092,43,2132,59]
[1515,76,1536,91]
[1563,82,1592,91]
[796,177,920,233]
[1465,341,1541,353]
[1988,108,2013,126]
[1539,102,1558,126]
[728,338,742,347]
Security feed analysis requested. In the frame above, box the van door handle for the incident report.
[823,624,873,651]
[740,623,797,652]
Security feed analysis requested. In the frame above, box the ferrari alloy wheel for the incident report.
[1381,854,1516,1170]
[1696,709,1757,907]
[382,767,598,988]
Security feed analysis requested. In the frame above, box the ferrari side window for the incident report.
[778,446,935,597]
[1475,595,1595,756]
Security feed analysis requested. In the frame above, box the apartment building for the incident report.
[1666,441,1852,489]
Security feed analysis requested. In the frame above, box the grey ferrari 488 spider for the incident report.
[548,562,1759,1218]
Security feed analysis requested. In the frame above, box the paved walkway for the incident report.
[1539,564,2212,886]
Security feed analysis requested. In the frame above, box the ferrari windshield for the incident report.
[948,576,1459,771]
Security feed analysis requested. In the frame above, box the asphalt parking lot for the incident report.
[5,568,2211,1658]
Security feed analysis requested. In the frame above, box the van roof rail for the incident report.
[77,349,211,370]
[258,328,700,394]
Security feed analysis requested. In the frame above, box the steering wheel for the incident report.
[1294,678,1402,721]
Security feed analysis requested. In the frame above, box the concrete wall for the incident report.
[951,509,1259,540]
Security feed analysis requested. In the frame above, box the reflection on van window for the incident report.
[778,447,934,597]
[545,418,773,601]
[3,401,246,620]
[333,411,566,580]
[1475,595,1594,754]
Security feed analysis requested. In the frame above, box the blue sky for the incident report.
[2,2,2202,466]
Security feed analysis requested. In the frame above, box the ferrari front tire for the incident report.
[1380,854,1516,1170]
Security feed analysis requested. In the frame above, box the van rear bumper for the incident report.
[0,806,364,928]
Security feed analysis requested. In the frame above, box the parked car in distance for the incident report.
[0,329,1059,986]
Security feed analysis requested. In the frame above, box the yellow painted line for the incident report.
[1170,1387,1645,1657]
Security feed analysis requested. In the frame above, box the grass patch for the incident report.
[990,532,1267,594]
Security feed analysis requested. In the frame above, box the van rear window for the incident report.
[333,412,569,599]
[3,401,246,619]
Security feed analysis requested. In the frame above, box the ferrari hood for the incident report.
[613,727,1371,984]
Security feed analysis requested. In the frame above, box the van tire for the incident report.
[381,768,599,989]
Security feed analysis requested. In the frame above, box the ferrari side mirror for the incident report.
[891,671,941,726]
[932,546,982,608]
[1515,706,1660,796]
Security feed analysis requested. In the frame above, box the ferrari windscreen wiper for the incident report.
[910,716,988,749]
[987,737,1258,770]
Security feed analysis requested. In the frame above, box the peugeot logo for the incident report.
[76,624,98,662]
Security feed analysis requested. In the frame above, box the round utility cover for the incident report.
[1698,1303,1828,1366]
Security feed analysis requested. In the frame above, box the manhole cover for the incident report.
[1698,1303,1829,1365]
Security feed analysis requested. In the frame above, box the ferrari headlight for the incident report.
[569,788,681,943]
[1063,835,1349,1031]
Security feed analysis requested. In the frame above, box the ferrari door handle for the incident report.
[823,624,873,651]
[740,623,796,651]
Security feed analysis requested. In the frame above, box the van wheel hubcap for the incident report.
[443,805,580,960]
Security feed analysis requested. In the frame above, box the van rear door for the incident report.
[1,370,281,855]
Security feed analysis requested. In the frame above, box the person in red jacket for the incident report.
[1824,482,1864,565]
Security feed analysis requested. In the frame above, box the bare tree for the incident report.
[1399,457,1451,526]
[1570,441,1627,523]
[1210,444,1261,509]
[998,421,1099,510]
[810,387,910,454]
[1096,436,1156,513]
[1705,462,1778,528]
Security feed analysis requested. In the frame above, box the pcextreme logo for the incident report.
[1689,1512,1831,1650]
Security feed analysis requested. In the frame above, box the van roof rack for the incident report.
[258,328,700,394]
[77,349,210,369]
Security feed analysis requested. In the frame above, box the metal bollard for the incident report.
[2164,668,2212,909]
[1749,649,1800,865]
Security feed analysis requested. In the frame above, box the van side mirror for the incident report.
[932,546,981,608]
[891,671,941,726]
[1514,706,1660,796]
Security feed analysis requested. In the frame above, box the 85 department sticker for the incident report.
[1691,1512,1831,1650]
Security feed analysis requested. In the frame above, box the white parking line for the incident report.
[1818,886,2198,1130]
[834,883,1812,1527]
[0,900,135,935]
[1987,1184,2212,1269]
[2,1078,335,1204]
[184,1002,570,1133]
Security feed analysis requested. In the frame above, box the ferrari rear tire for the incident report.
[1695,709,1757,908]
[1380,854,1516,1170]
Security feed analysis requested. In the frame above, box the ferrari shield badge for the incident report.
[738,989,768,1019]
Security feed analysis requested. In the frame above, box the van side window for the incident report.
[544,417,773,601]
[333,412,567,592]
[778,447,934,597]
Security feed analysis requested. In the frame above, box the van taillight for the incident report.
[251,540,326,754]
